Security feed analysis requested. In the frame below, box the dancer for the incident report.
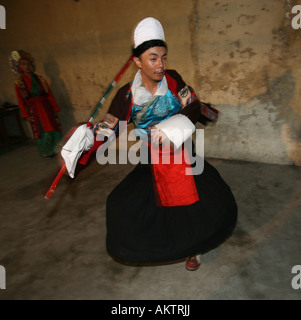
[10,50,62,158]
[93,17,238,270]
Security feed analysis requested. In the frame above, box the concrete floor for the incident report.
[0,140,301,300]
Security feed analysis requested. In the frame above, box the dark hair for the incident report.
[132,39,167,57]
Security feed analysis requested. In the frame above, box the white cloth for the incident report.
[155,114,195,149]
[61,124,94,178]
[133,17,165,48]
[131,70,168,105]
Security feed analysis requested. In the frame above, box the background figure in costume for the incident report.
[93,17,238,271]
[10,50,62,158]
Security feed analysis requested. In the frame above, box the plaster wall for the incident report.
[0,0,300,165]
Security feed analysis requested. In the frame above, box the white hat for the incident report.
[133,17,165,48]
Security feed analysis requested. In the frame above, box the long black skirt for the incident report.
[106,159,237,264]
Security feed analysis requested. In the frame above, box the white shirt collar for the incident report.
[131,69,168,105]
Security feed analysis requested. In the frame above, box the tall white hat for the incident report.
[133,17,165,49]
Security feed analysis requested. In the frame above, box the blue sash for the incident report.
[131,89,183,136]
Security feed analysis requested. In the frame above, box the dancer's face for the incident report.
[134,46,167,83]
[18,59,33,75]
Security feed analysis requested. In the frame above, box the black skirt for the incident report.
[106,159,237,264]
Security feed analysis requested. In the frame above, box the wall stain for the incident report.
[258,70,300,135]
[219,62,237,75]
[231,40,241,48]
[237,14,256,26]
[239,48,256,59]
[189,0,203,90]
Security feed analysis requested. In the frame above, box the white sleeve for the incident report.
[61,124,94,178]
[154,114,195,149]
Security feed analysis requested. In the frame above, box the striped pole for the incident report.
[87,56,133,125]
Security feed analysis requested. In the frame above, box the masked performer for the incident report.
[93,17,237,271]
[10,50,62,158]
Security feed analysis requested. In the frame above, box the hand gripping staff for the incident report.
[44,55,133,199]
